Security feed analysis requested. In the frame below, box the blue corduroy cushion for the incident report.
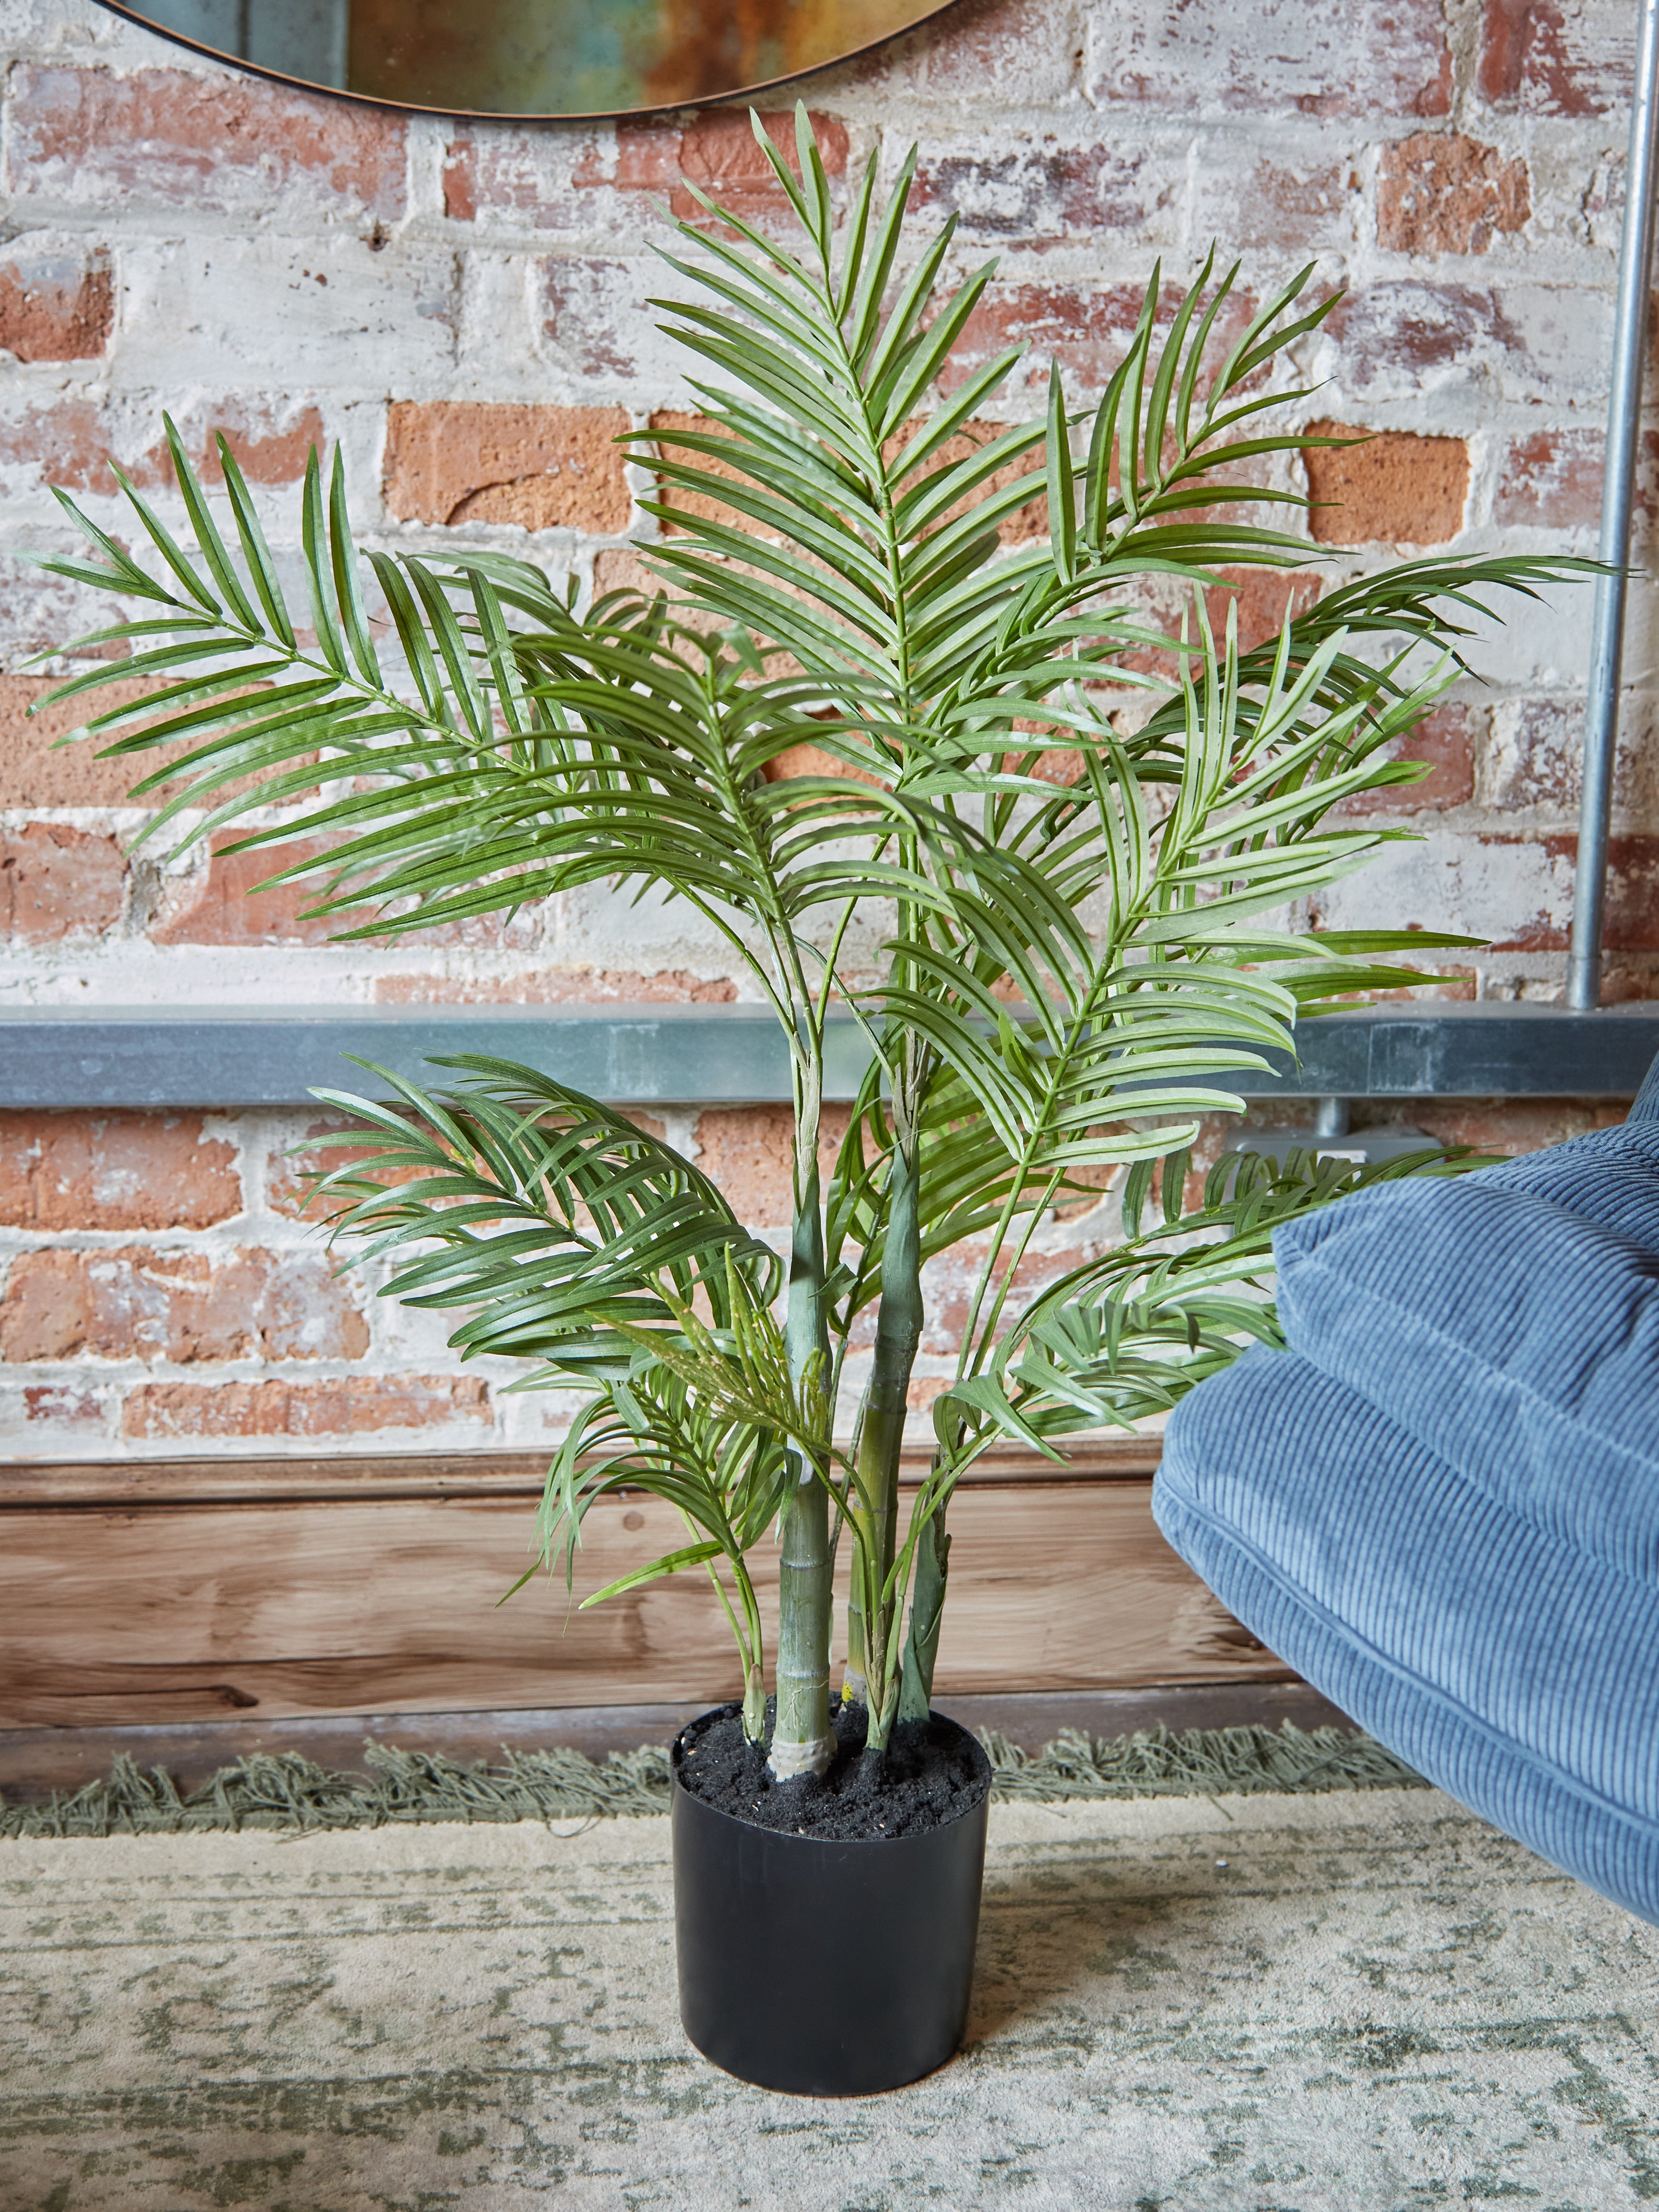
[1154,1344,1659,1923]
[1270,1179,1659,1578]
[1476,1118,1659,1250]
[1631,1053,1659,1123]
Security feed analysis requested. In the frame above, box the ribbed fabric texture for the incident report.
[1152,1076,1659,1925]
[1156,1347,1659,1922]
[1478,1118,1659,1247]
[1273,1180,1659,1576]
[1630,1055,1659,1124]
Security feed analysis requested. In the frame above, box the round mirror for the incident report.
[97,1,959,120]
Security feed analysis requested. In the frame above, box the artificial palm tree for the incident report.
[37,111,1580,1786]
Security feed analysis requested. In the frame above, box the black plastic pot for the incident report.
[670,1712,991,2096]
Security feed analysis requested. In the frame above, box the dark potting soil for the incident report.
[672,1699,991,1841]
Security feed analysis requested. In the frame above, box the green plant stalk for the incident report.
[770,1112,835,1780]
[705,1553,769,1745]
[850,1137,924,1752]
[897,1500,950,1722]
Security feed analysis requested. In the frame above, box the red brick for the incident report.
[920,1244,1090,1351]
[1408,1098,1626,1152]
[264,1113,407,1225]
[1117,570,1322,685]
[1337,703,1479,817]
[911,143,1170,245]
[149,836,342,948]
[0,1246,368,1366]
[1478,0,1632,115]
[383,400,630,532]
[0,822,126,941]
[692,1105,852,1229]
[1378,134,1530,253]
[1305,420,1470,545]
[762,741,887,791]
[121,1373,490,1441]
[0,1113,240,1231]
[154,832,531,953]
[0,676,178,808]
[1204,569,1323,655]
[373,969,738,1004]
[647,408,749,534]
[1488,834,1659,951]
[8,66,406,221]
[1493,429,1659,530]
[0,241,111,361]
[905,1375,952,1413]
[606,110,849,224]
[1087,0,1450,118]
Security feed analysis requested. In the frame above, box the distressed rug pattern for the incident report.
[4,1789,1658,2210]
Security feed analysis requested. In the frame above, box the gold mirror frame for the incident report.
[93,1,964,122]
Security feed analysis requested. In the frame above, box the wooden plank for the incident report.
[0,1479,1280,1729]
[0,1437,1161,1507]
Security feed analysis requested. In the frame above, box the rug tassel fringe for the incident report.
[0,1723,1424,1840]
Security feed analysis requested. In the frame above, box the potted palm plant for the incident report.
[36,112,1577,2094]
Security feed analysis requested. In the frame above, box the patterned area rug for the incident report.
[4,1788,1657,2210]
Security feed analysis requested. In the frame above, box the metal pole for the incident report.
[1568,0,1659,1011]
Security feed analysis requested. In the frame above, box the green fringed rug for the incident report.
[0,1721,1424,1837]
[5,1779,1656,2210]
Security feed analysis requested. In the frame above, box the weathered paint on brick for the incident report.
[8,64,408,222]
[1086,0,1451,117]
[1377,134,1530,255]
[1477,0,1634,117]
[121,1373,492,1441]
[0,238,112,360]
[0,1245,368,1365]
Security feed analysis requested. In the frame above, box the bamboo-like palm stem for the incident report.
[770,1082,835,1780]
[852,1136,924,1751]
[897,1498,950,1722]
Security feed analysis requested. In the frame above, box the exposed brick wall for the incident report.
[0,0,1649,1454]
[0,1099,1133,1455]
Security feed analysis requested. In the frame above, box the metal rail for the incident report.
[1568,0,1659,1010]
[3,1003,1658,1109]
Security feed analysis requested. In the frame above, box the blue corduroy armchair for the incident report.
[1154,1058,1659,1923]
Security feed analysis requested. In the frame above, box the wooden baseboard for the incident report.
[0,1438,1160,1506]
[0,1439,1293,1733]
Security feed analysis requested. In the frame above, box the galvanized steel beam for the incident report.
[3,1003,1657,1109]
